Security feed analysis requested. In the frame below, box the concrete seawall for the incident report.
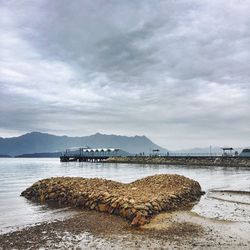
[106,156,250,167]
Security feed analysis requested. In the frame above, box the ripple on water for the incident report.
[0,158,250,232]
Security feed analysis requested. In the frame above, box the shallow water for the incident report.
[0,158,249,233]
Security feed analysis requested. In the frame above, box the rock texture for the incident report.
[21,174,202,226]
[107,156,250,167]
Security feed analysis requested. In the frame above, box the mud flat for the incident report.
[21,174,202,226]
[107,156,250,167]
[0,209,249,249]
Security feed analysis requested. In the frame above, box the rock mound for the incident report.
[21,174,202,226]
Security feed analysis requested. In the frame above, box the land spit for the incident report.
[107,156,250,167]
[21,174,202,226]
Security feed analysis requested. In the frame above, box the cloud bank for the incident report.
[0,0,249,149]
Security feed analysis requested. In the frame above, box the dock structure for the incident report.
[221,147,234,156]
[60,147,120,162]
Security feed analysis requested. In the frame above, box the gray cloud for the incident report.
[0,0,250,149]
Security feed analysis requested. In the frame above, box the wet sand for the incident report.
[0,208,249,250]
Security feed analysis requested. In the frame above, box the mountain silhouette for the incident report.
[0,132,167,156]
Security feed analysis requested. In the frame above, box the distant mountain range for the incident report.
[0,132,167,156]
[0,154,12,158]
[0,132,247,157]
[15,152,62,158]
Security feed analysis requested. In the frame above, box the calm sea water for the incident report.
[0,158,249,233]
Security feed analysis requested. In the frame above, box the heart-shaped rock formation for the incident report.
[21,174,202,226]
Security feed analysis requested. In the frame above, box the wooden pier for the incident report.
[60,155,110,162]
[60,147,120,162]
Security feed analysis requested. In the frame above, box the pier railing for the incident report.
[60,147,120,162]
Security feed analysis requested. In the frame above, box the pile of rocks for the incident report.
[21,174,203,226]
[107,156,250,167]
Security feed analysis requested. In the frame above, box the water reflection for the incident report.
[0,158,249,233]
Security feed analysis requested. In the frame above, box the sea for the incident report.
[0,158,249,234]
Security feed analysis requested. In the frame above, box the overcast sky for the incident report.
[0,0,249,149]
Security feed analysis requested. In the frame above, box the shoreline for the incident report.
[1,209,249,249]
[106,156,250,168]
[1,160,249,249]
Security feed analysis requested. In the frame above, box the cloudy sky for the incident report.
[0,0,249,149]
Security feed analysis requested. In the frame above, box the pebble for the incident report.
[21,174,203,226]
